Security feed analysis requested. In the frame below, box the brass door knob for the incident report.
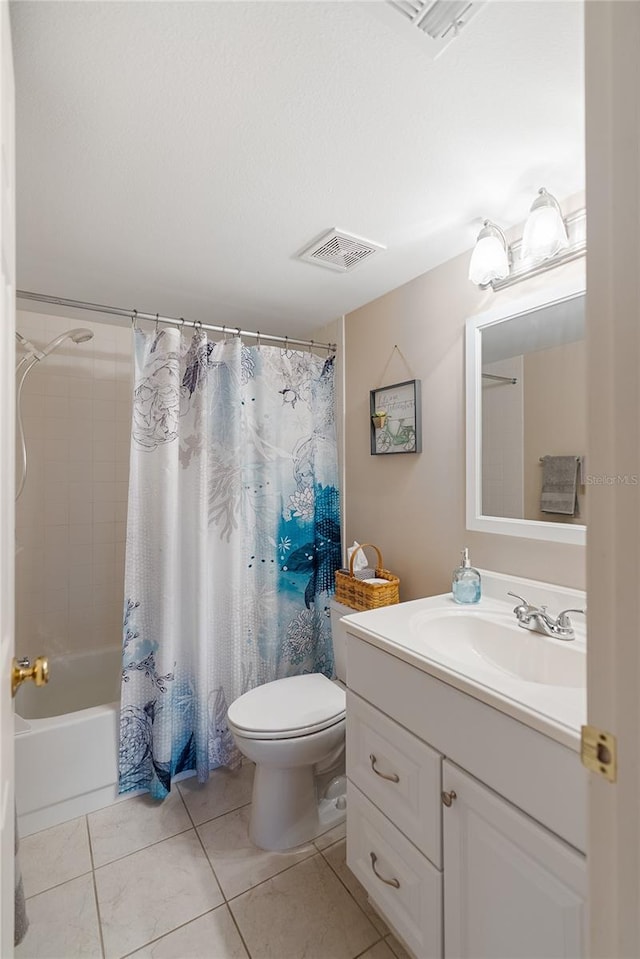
[441,789,457,807]
[12,656,49,698]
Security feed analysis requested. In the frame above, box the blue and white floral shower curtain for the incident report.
[119,329,341,799]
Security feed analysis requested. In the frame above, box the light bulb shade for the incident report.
[521,188,569,263]
[468,221,509,286]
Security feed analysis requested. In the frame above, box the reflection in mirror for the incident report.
[480,293,586,525]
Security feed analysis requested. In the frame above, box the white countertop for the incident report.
[342,571,587,752]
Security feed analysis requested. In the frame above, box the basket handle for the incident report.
[348,543,384,578]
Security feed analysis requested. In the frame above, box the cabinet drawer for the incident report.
[347,781,442,959]
[347,690,442,867]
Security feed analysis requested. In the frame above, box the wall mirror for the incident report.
[466,277,586,545]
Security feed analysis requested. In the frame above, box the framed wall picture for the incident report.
[370,379,422,455]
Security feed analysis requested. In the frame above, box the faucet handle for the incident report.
[556,608,587,628]
[507,592,535,620]
[507,591,528,606]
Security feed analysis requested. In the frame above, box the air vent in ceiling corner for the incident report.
[386,0,486,56]
[297,229,385,273]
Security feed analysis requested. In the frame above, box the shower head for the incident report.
[70,329,93,344]
[39,328,94,358]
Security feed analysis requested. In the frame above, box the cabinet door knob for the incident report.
[370,852,400,889]
[369,753,400,783]
[441,789,457,807]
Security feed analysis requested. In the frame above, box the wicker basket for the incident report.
[335,544,400,612]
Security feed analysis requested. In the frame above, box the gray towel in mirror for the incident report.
[540,455,580,516]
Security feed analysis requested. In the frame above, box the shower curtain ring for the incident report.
[256,331,261,350]
[309,339,314,355]
[154,313,160,334]
[131,309,138,330]
[236,327,241,340]
[222,324,227,342]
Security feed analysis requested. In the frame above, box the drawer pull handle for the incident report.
[441,789,457,807]
[370,852,400,889]
[370,753,400,783]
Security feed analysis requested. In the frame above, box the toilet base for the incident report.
[248,763,346,851]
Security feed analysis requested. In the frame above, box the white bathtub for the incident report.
[15,646,122,837]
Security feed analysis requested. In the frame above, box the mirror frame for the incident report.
[466,276,586,546]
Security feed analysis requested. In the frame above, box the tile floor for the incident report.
[16,765,411,959]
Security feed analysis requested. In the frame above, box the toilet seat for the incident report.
[227,674,346,741]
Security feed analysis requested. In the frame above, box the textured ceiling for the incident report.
[11,1,584,336]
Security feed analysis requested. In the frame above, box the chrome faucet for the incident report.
[507,592,586,642]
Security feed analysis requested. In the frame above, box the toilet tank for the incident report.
[330,599,353,683]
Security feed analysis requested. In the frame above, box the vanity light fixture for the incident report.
[467,220,509,287]
[469,188,586,292]
[521,187,569,263]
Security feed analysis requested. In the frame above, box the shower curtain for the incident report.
[119,329,341,799]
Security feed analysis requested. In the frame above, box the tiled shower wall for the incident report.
[15,310,132,661]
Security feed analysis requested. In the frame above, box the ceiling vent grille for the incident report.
[297,229,385,273]
[386,0,485,56]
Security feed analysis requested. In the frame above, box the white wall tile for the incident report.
[15,312,132,659]
[43,373,70,398]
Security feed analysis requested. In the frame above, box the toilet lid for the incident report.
[227,674,346,740]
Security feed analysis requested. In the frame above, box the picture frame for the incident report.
[370,379,422,455]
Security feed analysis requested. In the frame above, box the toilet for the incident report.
[227,599,351,851]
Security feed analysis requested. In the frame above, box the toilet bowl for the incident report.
[227,599,352,851]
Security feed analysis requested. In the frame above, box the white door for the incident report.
[443,762,586,959]
[0,0,16,952]
[584,4,640,957]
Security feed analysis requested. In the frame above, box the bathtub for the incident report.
[15,646,122,837]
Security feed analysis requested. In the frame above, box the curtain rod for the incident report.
[16,290,337,354]
[481,372,518,385]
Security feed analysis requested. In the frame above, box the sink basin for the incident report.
[409,610,586,689]
[341,572,587,747]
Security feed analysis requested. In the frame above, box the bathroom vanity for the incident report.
[344,571,588,959]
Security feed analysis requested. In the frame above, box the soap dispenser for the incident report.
[452,548,481,604]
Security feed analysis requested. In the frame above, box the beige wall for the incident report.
[344,205,586,599]
[15,311,132,660]
[523,339,587,523]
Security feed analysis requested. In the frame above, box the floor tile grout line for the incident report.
[353,936,385,959]
[85,816,108,959]
[23,779,357,958]
[183,798,253,831]
[92,825,195,872]
[313,832,346,854]
[224,851,382,959]
[24,867,94,902]
[187,812,254,958]
[385,936,408,959]
[319,844,386,938]
[190,810,228,904]
[223,844,319,904]
[225,901,253,959]
[116,905,229,959]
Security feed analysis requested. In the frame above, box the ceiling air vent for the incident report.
[386,0,485,56]
[297,229,386,273]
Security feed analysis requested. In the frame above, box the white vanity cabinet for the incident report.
[345,632,587,959]
[443,762,586,959]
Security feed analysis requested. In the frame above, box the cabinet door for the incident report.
[443,762,586,959]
